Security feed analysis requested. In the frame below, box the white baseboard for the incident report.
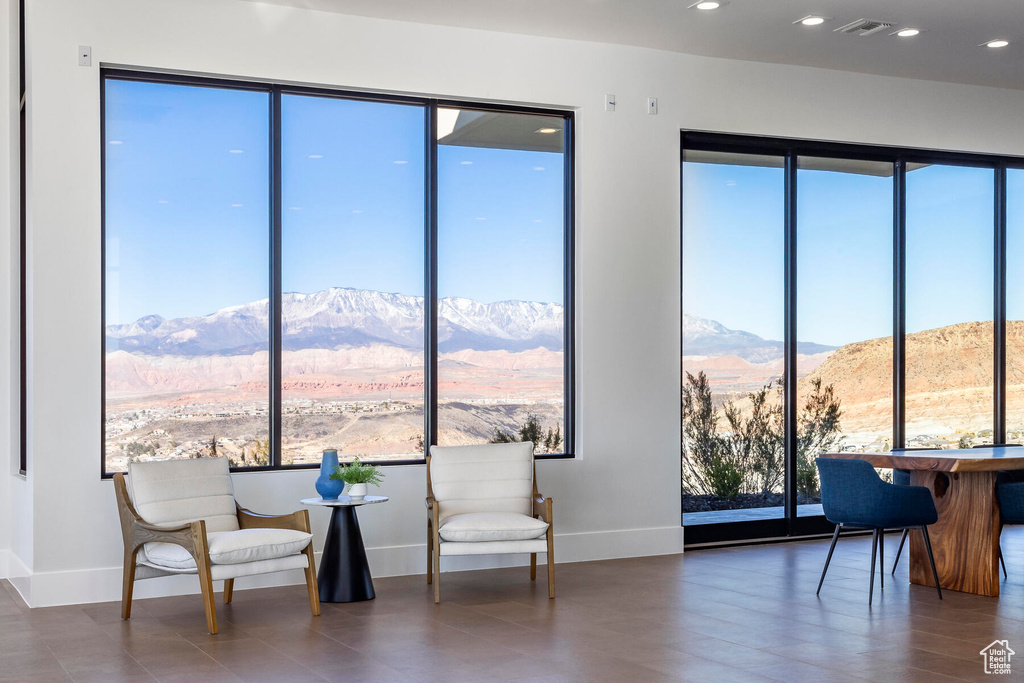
[14,526,684,608]
[5,551,33,606]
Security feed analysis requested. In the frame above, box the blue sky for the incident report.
[684,160,1021,347]
[105,81,564,325]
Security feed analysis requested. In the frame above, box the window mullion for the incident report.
[271,88,283,467]
[425,102,439,450]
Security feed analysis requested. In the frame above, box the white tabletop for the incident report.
[301,495,389,508]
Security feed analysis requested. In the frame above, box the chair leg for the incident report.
[546,544,555,599]
[921,526,942,600]
[223,579,234,604]
[892,528,909,575]
[433,540,441,604]
[303,543,320,617]
[197,561,218,634]
[878,528,884,591]
[816,524,841,596]
[426,522,433,585]
[530,553,537,581]
[869,529,879,605]
[121,551,137,620]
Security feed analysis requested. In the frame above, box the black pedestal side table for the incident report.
[301,495,389,603]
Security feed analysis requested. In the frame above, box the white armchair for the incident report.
[426,442,554,603]
[113,456,319,634]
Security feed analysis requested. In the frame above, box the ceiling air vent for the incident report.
[834,19,895,36]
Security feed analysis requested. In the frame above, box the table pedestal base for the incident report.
[319,506,375,603]
[909,470,1000,597]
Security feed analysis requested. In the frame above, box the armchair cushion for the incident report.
[128,457,240,533]
[144,528,313,570]
[430,442,534,521]
[439,512,548,543]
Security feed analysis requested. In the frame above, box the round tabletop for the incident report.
[301,495,389,508]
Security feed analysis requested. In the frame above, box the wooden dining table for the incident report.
[826,447,1024,597]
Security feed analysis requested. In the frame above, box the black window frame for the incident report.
[100,68,575,477]
[18,0,27,476]
[681,131,1024,546]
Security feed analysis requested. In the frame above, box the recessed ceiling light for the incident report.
[535,127,559,134]
[894,28,921,37]
[796,16,829,26]
[983,39,1010,48]
[689,1,726,9]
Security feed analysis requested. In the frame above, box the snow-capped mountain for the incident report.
[106,288,564,356]
[683,313,835,362]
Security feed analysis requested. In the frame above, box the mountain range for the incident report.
[683,313,836,363]
[107,288,564,356]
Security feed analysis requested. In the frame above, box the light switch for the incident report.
[647,97,658,115]
[605,94,616,112]
[78,45,92,67]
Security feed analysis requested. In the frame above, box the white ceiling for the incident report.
[244,0,1024,90]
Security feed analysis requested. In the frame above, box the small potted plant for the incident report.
[331,458,384,500]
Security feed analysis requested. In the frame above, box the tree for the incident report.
[543,424,562,453]
[490,414,562,454]
[682,371,742,498]
[681,371,843,500]
[796,378,844,497]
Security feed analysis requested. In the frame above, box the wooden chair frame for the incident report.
[425,454,554,604]
[113,473,320,634]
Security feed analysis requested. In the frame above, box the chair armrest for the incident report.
[425,495,436,510]
[534,493,553,524]
[236,504,311,533]
[113,472,201,554]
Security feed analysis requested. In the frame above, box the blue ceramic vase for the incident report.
[315,449,345,500]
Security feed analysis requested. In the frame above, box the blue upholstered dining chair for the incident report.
[998,470,1024,578]
[815,457,942,604]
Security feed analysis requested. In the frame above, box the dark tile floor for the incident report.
[2,527,1023,682]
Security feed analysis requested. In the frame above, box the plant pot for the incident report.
[315,450,345,500]
[347,482,368,500]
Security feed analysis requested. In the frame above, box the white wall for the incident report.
[6,0,1024,606]
[0,0,11,579]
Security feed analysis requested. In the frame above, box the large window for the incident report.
[102,72,573,474]
[681,150,785,521]
[437,108,568,452]
[104,80,272,472]
[796,158,893,515]
[1009,169,1024,440]
[905,165,994,447]
[682,133,1023,544]
[280,94,426,464]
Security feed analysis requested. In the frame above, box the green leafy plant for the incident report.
[330,458,385,487]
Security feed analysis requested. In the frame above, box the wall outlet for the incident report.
[605,94,616,112]
[647,97,658,115]
[78,45,92,67]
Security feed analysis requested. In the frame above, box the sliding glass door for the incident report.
[796,157,894,515]
[681,150,785,526]
[905,165,994,448]
[682,133,1023,544]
